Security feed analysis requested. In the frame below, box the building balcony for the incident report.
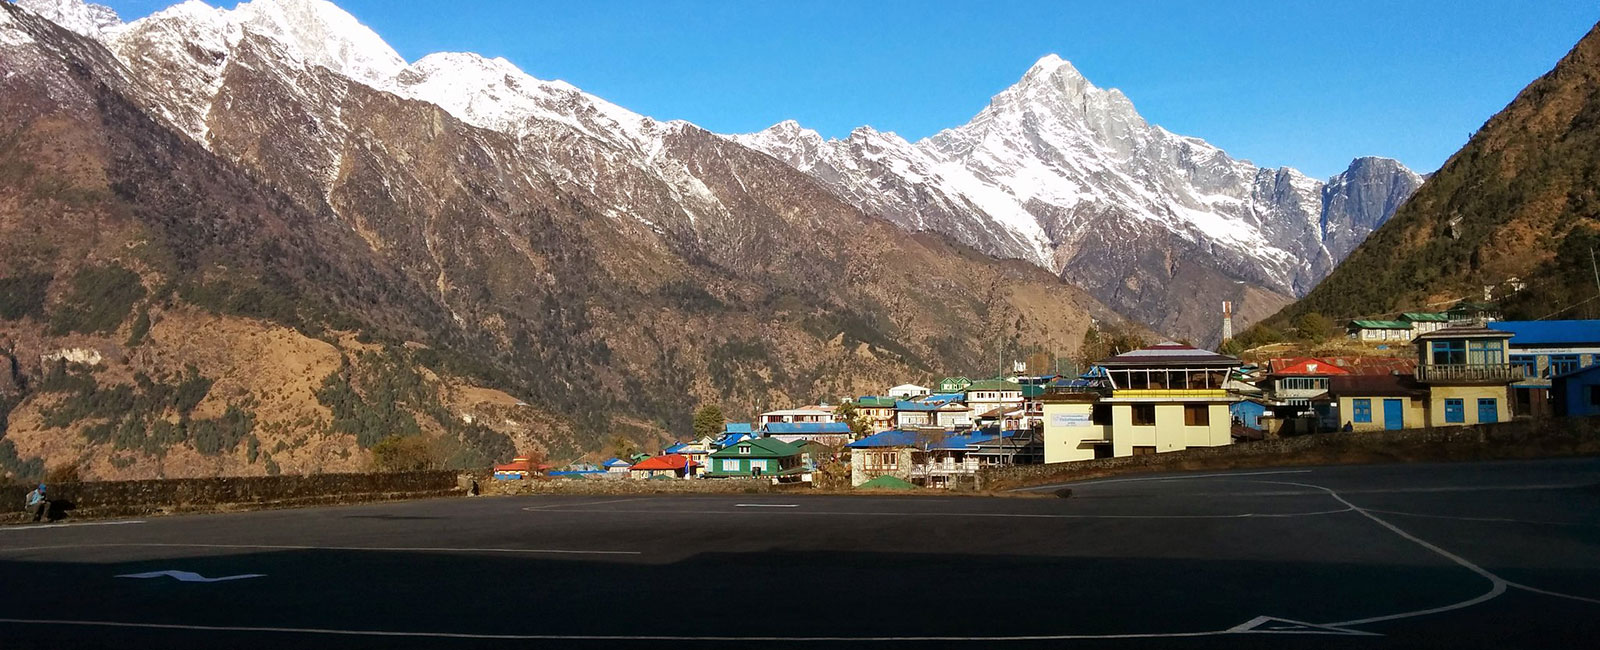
[1111,389,1230,399]
[1416,364,1526,384]
[910,464,979,477]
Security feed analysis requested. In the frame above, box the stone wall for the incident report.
[2,470,461,523]
[478,477,778,496]
[979,416,1600,491]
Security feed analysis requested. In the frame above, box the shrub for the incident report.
[370,435,442,472]
[49,265,146,335]
[0,272,51,321]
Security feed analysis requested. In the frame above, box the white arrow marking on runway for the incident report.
[116,571,265,583]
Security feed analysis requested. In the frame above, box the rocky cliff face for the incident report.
[735,56,1423,341]
[0,0,1123,479]
[1265,21,1600,327]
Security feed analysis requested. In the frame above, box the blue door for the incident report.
[1477,398,1499,423]
[1383,399,1405,430]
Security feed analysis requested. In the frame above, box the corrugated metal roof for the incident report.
[1497,320,1600,347]
[1349,320,1412,330]
[966,379,1022,391]
[895,401,940,411]
[847,430,922,448]
[1402,312,1451,322]
[1414,323,1512,340]
[853,396,898,408]
[710,437,801,458]
[1098,342,1241,368]
[723,423,754,434]
[629,454,699,471]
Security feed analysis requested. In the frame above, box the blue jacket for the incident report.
[25,489,45,508]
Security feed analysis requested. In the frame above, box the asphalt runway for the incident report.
[3,458,1600,649]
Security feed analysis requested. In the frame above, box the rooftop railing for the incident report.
[1416,364,1526,384]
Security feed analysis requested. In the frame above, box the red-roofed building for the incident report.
[493,457,552,481]
[628,454,701,480]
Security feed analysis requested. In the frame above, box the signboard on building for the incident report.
[1051,413,1093,427]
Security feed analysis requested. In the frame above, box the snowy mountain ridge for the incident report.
[10,0,1422,340]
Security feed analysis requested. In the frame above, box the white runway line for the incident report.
[0,520,145,532]
[0,543,639,556]
[735,504,799,508]
[0,617,1272,642]
[522,506,1356,520]
[1506,581,1600,605]
[1362,507,1600,527]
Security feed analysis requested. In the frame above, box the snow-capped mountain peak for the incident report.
[228,0,406,87]
[15,0,122,38]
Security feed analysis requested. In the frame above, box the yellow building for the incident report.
[1329,374,1431,431]
[1043,342,1240,463]
[1415,324,1520,425]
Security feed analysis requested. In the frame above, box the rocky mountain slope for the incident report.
[0,0,1123,480]
[1261,21,1600,327]
[734,56,1423,341]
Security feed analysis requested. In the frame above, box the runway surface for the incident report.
[3,457,1599,648]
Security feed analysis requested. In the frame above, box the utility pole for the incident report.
[1590,248,1600,299]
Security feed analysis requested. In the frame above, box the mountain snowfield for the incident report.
[14,0,1421,340]
[735,56,1424,338]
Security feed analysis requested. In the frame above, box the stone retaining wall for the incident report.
[979,416,1600,491]
[2,470,461,523]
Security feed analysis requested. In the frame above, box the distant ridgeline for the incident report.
[1252,22,1600,334]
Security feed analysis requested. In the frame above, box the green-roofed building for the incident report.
[1348,320,1415,343]
[857,475,917,490]
[707,437,804,480]
[937,377,973,393]
[1402,312,1452,336]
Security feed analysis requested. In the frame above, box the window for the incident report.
[1589,386,1600,407]
[1511,355,1538,378]
[1183,404,1210,427]
[1444,398,1464,424]
[739,446,750,455]
[1280,377,1327,391]
[1132,404,1157,426]
[1549,355,1581,377]
[721,459,740,472]
[1431,340,1466,366]
[1353,399,1372,423]
[1091,404,1112,425]
[1468,340,1504,365]
[1132,446,1157,456]
[751,460,769,472]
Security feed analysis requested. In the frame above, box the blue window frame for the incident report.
[1510,355,1538,378]
[1353,399,1372,423]
[1431,340,1467,365]
[1444,398,1464,424]
[1549,355,1581,377]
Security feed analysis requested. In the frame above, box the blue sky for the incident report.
[101,1,1597,178]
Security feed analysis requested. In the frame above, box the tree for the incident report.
[692,404,725,440]
[1076,323,1151,368]
[370,435,442,472]
[836,402,871,436]
[1293,312,1338,342]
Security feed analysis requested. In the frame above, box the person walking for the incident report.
[25,483,50,523]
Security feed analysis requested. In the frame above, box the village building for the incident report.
[846,430,919,487]
[492,457,548,481]
[1261,357,1350,434]
[762,421,853,447]
[937,377,973,393]
[628,454,700,480]
[969,430,1045,467]
[893,401,939,429]
[1402,312,1452,336]
[757,408,834,425]
[1497,320,1600,418]
[1348,320,1414,342]
[964,379,1024,421]
[1553,365,1600,417]
[1330,374,1431,431]
[910,432,998,489]
[1414,323,1519,426]
[1041,342,1240,463]
[888,384,930,400]
[851,396,899,432]
[933,402,974,430]
[706,438,804,481]
[602,457,633,477]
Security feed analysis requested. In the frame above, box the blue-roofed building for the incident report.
[1553,364,1600,417]
[723,423,755,435]
[663,443,689,455]
[762,421,854,446]
[846,429,1001,489]
[894,400,940,429]
[847,430,920,487]
[1230,399,1267,431]
[1498,320,1600,418]
[602,457,632,478]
